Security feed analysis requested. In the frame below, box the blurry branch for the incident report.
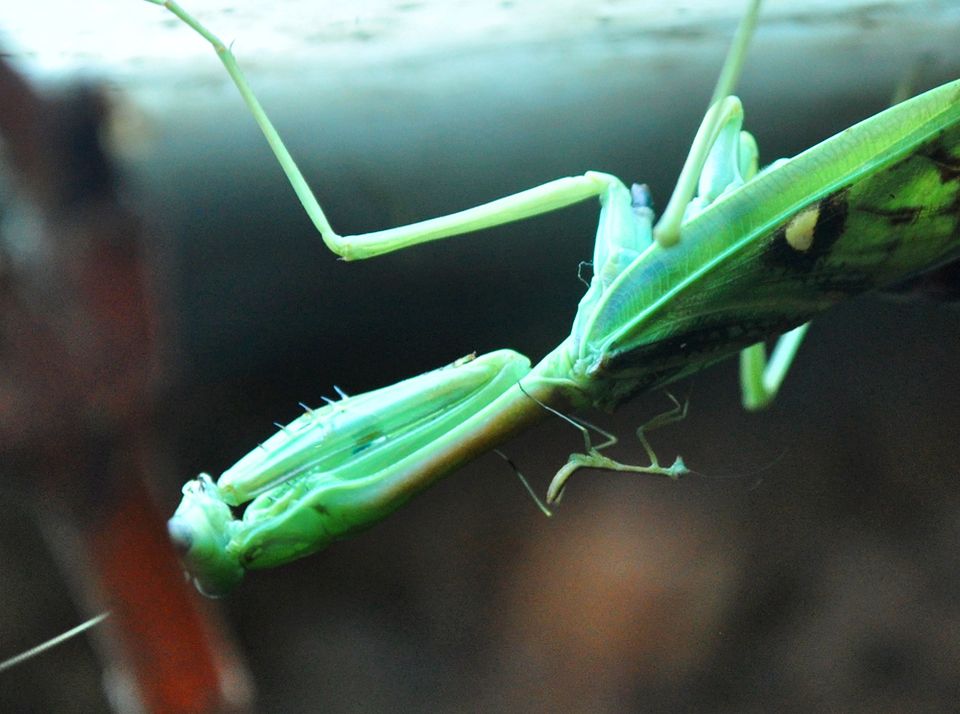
[0,54,252,712]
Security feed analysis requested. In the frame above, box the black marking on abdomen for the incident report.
[861,204,922,226]
[602,314,806,383]
[923,144,960,184]
[762,190,850,272]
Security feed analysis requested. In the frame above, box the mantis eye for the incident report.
[168,475,245,597]
[167,518,193,556]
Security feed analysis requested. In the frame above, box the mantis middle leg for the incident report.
[147,0,763,260]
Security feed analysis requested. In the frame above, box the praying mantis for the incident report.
[1,4,955,696]
[141,0,960,597]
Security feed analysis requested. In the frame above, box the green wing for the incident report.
[571,78,960,408]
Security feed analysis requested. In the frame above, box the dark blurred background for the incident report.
[2,1,960,711]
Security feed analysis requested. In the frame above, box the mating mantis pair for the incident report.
[143,0,960,596]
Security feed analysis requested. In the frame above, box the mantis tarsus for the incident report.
[140,0,960,597]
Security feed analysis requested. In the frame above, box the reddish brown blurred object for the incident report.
[0,56,251,711]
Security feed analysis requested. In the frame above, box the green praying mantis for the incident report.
[144,0,960,597]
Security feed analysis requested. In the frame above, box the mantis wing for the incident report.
[564,79,960,408]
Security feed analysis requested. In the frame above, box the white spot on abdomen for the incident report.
[785,206,819,251]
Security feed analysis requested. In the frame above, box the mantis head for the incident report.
[167,474,244,597]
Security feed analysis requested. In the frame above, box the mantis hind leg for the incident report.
[653,0,762,246]
[545,394,690,504]
[739,322,811,411]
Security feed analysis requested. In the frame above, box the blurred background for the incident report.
[2,0,960,711]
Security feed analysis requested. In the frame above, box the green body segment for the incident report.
[550,79,960,408]
[169,350,536,596]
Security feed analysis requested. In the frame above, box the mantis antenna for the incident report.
[0,612,110,673]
